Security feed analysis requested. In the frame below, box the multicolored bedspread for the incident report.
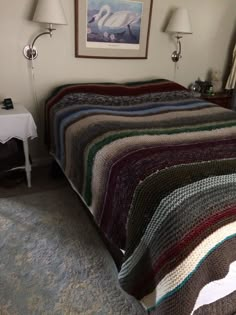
[120,161,236,314]
[45,79,236,314]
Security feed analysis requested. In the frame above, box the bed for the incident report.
[45,79,236,314]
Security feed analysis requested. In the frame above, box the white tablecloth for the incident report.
[0,105,37,144]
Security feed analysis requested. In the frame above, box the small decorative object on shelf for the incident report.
[189,82,201,97]
[195,79,213,96]
[210,69,223,94]
[189,78,214,97]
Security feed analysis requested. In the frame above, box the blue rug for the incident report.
[0,187,145,315]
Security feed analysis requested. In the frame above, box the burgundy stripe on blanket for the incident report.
[100,139,236,248]
[131,206,236,297]
[46,81,186,110]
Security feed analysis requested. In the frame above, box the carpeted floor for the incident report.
[0,169,145,314]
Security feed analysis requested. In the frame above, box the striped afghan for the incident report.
[45,79,236,314]
[120,161,236,314]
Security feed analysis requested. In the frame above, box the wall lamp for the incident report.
[165,8,192,63]
[23,0,67,60]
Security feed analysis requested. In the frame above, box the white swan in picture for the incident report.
[88,4,141,39]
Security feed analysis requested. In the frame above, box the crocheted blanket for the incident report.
[119,160,236,314]
[46,79,195,250]
[45,79,236,313]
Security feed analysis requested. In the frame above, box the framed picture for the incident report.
[75,0,153,59]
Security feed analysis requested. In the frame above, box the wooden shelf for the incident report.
[202,93,232,109]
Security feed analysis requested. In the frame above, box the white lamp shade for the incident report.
[166,8,192,34]
[33,0,67,25]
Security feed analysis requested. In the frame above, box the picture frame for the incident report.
[75,0,153,59]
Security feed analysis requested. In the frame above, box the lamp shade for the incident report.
[33,0,67,25]
[166,8,192,34]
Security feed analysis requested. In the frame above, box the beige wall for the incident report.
[0,0,235,159]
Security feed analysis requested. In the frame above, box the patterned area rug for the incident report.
[0,187,145,315]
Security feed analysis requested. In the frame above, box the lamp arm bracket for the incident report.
[23,26,56,60]
[171,34,183,63]
[176,36,182,57]
[31,31,51,48]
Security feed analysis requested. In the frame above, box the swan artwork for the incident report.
[88,4,141,42]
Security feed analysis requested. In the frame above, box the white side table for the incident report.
[0,105,37,187]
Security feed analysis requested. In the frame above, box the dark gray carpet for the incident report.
[0,187,145,315]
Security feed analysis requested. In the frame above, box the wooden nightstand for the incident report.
[202,93,232,109]
[0,105,37,187]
